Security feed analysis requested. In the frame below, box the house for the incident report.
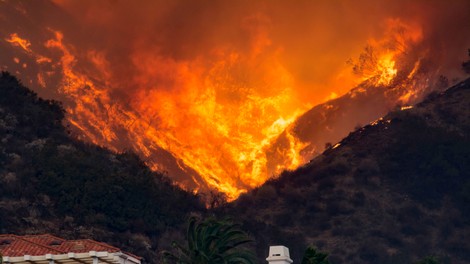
[0,234,141,264]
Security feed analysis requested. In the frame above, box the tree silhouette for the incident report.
[162,216,256,264]
[301,246,330,264]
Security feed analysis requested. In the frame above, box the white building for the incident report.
[266,245,293,264]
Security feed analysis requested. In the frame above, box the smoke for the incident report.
[51,0,470,100]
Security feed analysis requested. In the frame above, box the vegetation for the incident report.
[162,217,255,264]
[301,246,330,264]
[0,72,204,261]
[1,71,470,263]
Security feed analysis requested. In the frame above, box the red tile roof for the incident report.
[21,234,65,246]
[58,239,120,253]
[0,234,63,257]
[0,234,129,257]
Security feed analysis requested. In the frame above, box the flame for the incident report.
[127,51,305,195]
[350,18,423,87]
[375,53,397,85]
[5,33,32,53]
[399,91,415,103]
[407,60,421,80]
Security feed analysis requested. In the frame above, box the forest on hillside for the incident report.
[1,71,470,263]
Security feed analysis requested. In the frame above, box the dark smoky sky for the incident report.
[5,0,470,103]
[48,0,470,99]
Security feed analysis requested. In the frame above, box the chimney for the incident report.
[266,245,293,264]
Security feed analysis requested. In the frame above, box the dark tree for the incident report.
[301,246,330,264]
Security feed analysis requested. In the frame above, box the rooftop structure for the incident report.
[266,245,293,264]
[0,234,141,264]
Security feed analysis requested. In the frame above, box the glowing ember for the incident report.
[400,106,413,111]
[332,143,341,149]
[370,117,384,126]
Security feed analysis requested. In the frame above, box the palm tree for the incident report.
[162,216,256,264]
[301,246,330,264]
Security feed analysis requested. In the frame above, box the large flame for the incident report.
[2,0,469,199]
[28,27,307,197]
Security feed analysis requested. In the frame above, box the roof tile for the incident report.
[0,234,125,257]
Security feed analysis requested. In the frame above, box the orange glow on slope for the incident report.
[5,33,32,53]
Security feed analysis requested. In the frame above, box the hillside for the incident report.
[0,0,208,192]
[0,72,205,262]
[266,68,452,177]
[2,70,470,264]
[225,78,470,263]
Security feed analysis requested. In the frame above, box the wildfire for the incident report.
[15,28,307,199]
[2,5,444,200]
[127,51,305,195]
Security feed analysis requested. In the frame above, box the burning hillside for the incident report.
[1,0,469,199]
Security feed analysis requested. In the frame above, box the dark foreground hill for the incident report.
[224,78,470,263]
[0,72,205,262]
[2,71,470,264]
